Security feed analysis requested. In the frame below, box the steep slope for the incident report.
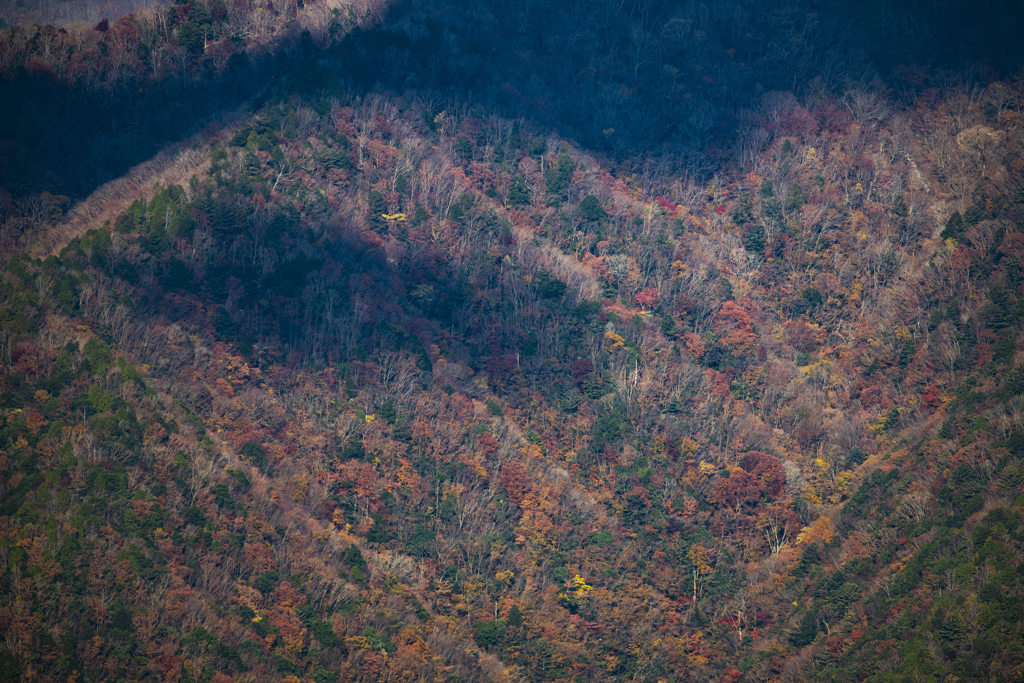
[3,62,1024,683]
[3,1,1024,682]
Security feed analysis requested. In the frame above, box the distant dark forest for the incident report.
[2,0,1022,206]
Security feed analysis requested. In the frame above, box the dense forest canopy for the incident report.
[2,1,1024,682]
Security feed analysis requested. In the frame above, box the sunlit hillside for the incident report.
[2,2,1024,683]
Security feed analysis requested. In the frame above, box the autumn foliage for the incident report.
[2,2,1024,682]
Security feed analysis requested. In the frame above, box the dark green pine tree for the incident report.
[790,607,819,647]
[544,153,575,201]
[941,211,965,240]
[509,175,531,207]
[454,135,473,164]
[744,223,765,255]
[984,288,1012,330]
[786,184,807,212]
[898,337,915,368]
[892,194,908,217]
[367,189,388,233]
[578,195,606,221]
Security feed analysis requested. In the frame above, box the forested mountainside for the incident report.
[3,1,1024,683]
[0,0,390,199]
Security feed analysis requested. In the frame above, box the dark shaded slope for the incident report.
[0,0,390,202]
